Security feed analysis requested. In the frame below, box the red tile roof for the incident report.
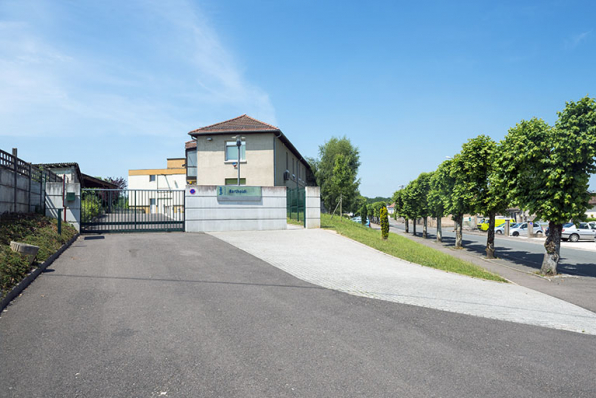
[188,114,280,135]
[589,194,596,206]
[185,140,196,149]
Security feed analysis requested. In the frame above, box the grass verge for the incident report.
[287,217,305,227]
[0,213,78,298]
[321,214,506,282]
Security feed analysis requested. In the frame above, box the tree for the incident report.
[433,158,469,248]
[401,182,418,236]
[330,154,359,216]
[392,188,408,233]
[380,205,389,240]
[495,97,596,274]
[313,136,361,213]
[457,135,507,258]
[428,170,446,242]
[408,173,432,238]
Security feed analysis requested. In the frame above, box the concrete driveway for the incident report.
[1,232,595,397]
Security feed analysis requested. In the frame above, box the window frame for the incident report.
[225,140,246,162]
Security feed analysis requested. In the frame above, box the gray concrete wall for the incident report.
[45,182,81,232]
[185,185,287,232]
[1,168,34,214]
[305,186,321,229]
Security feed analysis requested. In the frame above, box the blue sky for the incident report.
[1,0,595,197]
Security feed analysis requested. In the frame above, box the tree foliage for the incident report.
[360,204,368,226]
[380,205,389,240]
[313,136,361,213]
[495,97,596,273]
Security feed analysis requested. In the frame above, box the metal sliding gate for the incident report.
[81,189,185,233]
[287,187,305,227]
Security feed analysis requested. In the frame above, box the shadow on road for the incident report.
[402,229,596,278]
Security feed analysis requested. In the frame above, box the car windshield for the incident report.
[510,223,519,228]
[563,223,574,228]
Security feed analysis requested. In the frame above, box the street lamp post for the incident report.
[233,135,245,186]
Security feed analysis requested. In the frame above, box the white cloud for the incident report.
[565,30,591,50]
[0,0,276,138]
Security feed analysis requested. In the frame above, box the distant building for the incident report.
[128,158,186,215]
[587,195,596,218]
[387,203,395,215]
[35,162,117,189]
[185,114,314,188]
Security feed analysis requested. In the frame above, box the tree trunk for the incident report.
[486,212,496,259]
[436,217,442,242]
[423,217,428,239]
[541,222,562,275]
[455,214,463,249]
[405,218,409,233]
[412,219,417,236]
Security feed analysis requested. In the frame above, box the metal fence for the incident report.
[0,149,62,215]
[81,189,185,233]
[287,187,305,227]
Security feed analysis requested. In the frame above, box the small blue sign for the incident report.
[189,188,196,195]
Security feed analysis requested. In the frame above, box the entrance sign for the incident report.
[217,186,262,201]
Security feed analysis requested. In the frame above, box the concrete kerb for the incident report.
[1,233,80,313]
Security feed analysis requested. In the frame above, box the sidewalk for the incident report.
[210,229,596,335]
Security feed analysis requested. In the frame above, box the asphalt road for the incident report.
[390,219,596,278]
[1,233,595,397]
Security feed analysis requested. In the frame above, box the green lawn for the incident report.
[321,214,506,282]
[287,217,305,227]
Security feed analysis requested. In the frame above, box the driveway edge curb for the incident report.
[1,233,80,313]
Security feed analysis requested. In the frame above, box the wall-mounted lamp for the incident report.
[206,137,212,141]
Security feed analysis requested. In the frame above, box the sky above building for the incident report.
[1,0,595,197]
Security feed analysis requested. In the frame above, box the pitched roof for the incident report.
[188,114,280,135]
[186,114,313,176]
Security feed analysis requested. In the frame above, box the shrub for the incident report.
[81,194,102,223]
[380,205,389,240]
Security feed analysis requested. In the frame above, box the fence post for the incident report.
[12,148,17,213]
[28,163,32,212]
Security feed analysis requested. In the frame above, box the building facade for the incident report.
[185,115,314,188]
[128,158,186,215]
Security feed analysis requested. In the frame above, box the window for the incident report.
[225,141,246,161]
[149,175,156,182]
[186,149,197,177]
[225,178,246,186]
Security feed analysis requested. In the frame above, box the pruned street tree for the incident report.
[457,135,506,258]
[495,97,596,274]
[446,155,473,249]
[392,189,408,232]
[408,172,432,238]
[402,182,419,236]
[428,170,446,242]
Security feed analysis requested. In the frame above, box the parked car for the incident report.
[509,222,543,237]
[561,222,596,242]
[479,218,513,231]
[351,216,370,227]
[495,222,520,234]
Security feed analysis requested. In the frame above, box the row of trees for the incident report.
[393,96,596,275]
